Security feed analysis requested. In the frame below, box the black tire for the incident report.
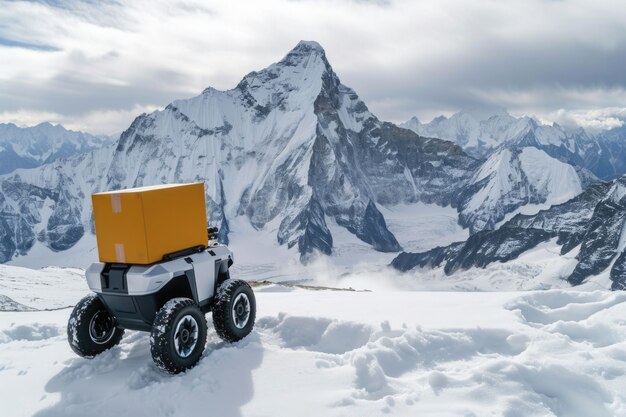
[213,280,256,343]
[67,294,124,358]
[150,297,208,374]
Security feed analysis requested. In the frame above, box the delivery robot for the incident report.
[67,226,256,374]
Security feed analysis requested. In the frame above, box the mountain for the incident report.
[400,109,537,157]
[586,124,626,180]
[0,41,479,264]
[457,146,584,233]
[402,109,597,234]
[392,176,626,290]
[401,110,626,181]
[0,122,112,175]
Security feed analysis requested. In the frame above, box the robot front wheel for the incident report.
[151,280,256,374]
[150,297,209,374]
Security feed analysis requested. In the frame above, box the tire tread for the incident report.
[150,297,207,374]
[212,280,256,343]
[67,294,124,358]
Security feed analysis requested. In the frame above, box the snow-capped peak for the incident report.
[168,41,339,148]
[0,122,113,175]
[254,40,330,77]
[401,116,421,132]
[400,109,521,153]
[400,107,600,163]
[457,105,510,122]
[292,40,325,53]
[459,146,583,232]
[0,40,481,265]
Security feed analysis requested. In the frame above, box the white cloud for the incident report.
[0,109,62,128]
[542,108,626,132]
[1,0,626,134]
[469,86,626,131]
[0,105,159,135]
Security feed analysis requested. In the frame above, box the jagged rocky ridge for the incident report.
[0,41,479,263]
[392,177,626,290]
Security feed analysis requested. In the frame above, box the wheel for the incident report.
[150,298,208,374]
[213,279,256,343]
[67,294,124,358]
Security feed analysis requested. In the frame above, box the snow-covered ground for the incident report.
[197,201,467,284]
[1,266,626,417]
[0,265,87,310]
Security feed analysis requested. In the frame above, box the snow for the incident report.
[0,265,87,310]
[518,147,582,204]
[466,148,517,212]
[606,181,626,204]
[10,201,469,283]
[0,122,111,168]
[400,109,593,157]
[8,234,98,270]
[1,267,625,416]
[379,202,469,253]
[227,201,468,284]
[461,147,583,232]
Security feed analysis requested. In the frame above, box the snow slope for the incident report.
[7,197,468,278]
[0,265,86,310]
[1,267,625,417]
[227,201,469,282]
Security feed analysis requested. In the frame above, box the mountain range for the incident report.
[392,177,626,290]
[1,41,625,289]
[0,122,113,175]
[0,41,480,264]
[392,108,626,289]
[401,110,626,181]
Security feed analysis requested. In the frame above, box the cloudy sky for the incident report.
[1,0,625,134]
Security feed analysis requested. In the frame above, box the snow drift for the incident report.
[1,266,625,417]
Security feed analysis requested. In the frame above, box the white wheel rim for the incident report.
[232,293,251,329]
[173,315,199,358]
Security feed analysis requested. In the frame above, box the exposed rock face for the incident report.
[585,125,626,180]
[0,41,478,263]
[392,179,626,290]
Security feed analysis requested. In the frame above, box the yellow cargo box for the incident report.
[92,183,208,265]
